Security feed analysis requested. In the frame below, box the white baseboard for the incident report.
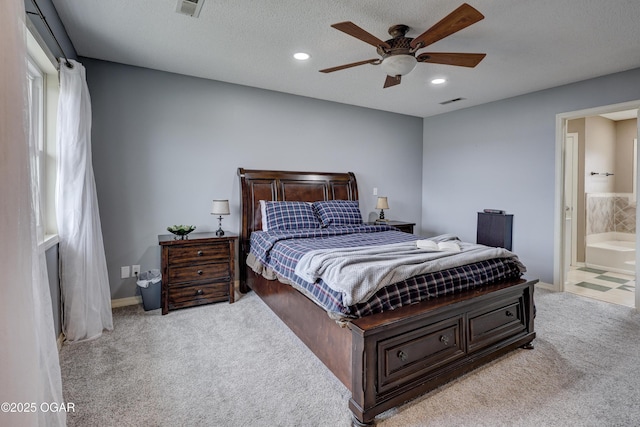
[536,281,556,291]
[110,280,241,310]
[111,296,142,308]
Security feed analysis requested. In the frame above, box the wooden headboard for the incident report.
[236,168,359,291]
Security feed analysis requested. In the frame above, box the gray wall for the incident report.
[24,0,77,62]
[421,68,640,284]
[45,245,61,335]
[83,59,424,299]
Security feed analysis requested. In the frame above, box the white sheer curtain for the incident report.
[57,60,113,342]
[0,0,65,425]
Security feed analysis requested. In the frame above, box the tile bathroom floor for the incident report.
[565,266,635,308]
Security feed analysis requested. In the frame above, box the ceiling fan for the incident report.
[319,3,486,88]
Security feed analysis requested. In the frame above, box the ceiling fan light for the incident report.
[380,55,417,76]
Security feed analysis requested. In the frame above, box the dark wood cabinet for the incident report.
[159,232,237,315]
[368,220,415,234]
[477,212,513,250]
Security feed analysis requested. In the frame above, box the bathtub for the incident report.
[585,232,636,275]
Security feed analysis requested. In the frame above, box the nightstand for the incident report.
[477,212,513,250]
[368,220,415,234]
[158,232,237,315]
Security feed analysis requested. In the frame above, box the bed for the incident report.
[237,168,536,426]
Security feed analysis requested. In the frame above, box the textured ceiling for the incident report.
[51,0,640,118]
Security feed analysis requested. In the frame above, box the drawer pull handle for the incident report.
[397,350,408,362]
[195,289,204,296]
[506,310,514,317]
[197,270,203,275]
[440,335,449,346]
[197,250,204,256]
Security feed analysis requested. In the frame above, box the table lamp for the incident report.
[376,197,389,222]
[211,200,230,236]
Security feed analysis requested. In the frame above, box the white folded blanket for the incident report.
[416,239,460,252]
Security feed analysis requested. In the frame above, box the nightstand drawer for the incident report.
[168,282,230,308]
[168,262,230,284]
[167,242,230,265]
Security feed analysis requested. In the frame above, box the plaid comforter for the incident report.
[249,226,524,319]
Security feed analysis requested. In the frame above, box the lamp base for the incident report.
[215,215,224,236]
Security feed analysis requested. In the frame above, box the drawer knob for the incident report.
[195,289,204,296]
[197,250,204,256]
[440,335,450,346]
[197,270,203,275]
[397,350,408,362]
[506,310,514,317]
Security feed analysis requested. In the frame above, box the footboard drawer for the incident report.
[467,294,527,352]
[377,316,465,394]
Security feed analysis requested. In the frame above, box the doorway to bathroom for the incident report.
[556,101,639,309]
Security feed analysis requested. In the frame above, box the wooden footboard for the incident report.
[348,277,536,425]
[248,268,536,425]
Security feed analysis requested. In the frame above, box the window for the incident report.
[26,26,59,248]
[27,56,45,232]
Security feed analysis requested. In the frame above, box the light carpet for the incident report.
[59,288,640,426]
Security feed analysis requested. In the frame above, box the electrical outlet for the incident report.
[373,187,378,196]
[132,265,141,277]
[121,266,130,279]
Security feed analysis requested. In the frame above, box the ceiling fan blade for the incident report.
[416,52,486,67]
[319,59,380,73]
[331,21,391,49]
[383,75,401,88]
[410,3,484,49]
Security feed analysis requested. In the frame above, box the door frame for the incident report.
[564,132,579,273]
[554,100,640,310]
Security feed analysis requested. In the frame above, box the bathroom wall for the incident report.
[586,194,636,236]
[614,118,638,193]
[585,116,616,194]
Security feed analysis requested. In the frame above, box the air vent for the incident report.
[439,97,466,105]
[176,0,204,18]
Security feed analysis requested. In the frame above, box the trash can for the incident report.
[137,269,162,311]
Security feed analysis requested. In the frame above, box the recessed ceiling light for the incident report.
[431,78,446,85]
[293,52,310,61]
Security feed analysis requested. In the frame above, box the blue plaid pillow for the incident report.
[313,200,362,227]
[264,201,321,230]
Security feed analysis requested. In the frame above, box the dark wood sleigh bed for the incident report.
[237,168,536,426]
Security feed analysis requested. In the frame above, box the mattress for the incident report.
[248,225,524,319]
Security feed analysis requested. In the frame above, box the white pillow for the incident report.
[259,200,268,231]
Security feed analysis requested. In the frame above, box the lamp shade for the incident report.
[380,55,417,76]
[376,197,389,210]
[211,200,230,215]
